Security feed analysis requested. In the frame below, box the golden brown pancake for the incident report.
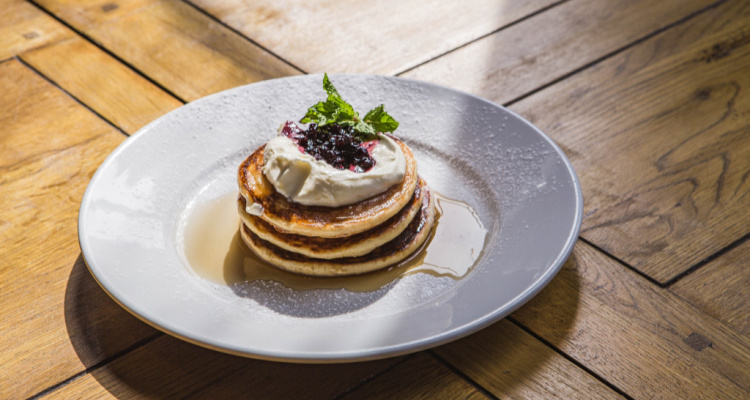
[239,186,436,277]
[239,179,427,259]
[238,136,418,238]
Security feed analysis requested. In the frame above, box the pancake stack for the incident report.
[237,137,436,277]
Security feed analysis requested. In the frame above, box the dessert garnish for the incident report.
[278,74,400,173]
[279,121,376,173]
[237,74,436,276]
[300,73,399,141]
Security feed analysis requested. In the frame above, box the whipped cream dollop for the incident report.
[260,134,406,207]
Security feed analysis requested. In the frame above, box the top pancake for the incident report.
[238,136,418,238]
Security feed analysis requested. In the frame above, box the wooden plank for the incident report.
[434,320,624,399]
[402,0,717,105]
[510,242,750,399]
[671,239,750,337]
[186,0,560,75]
[506,0,750,282]
[340,353,489,400]
[44,335,400,399]
[22,35,182,134]
[35,0,300,101]
[0,59,157,399]
[0,0,73,60]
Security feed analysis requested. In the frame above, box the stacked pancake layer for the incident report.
[237,137,436,277]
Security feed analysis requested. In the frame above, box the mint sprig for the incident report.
[300,74,399,141]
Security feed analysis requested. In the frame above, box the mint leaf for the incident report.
[301,100,337,125]
[331,96,357,122]
[353,121,378,140]
[301,74,357,125]
[363,105,399,133]
[300,73,399,141]
[323,73,341,98]
[323,73,358,122]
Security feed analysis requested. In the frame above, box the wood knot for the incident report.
[694,88,711,101]
[683,332,712,352]
[698,32,750,63]
[101,3,119,12]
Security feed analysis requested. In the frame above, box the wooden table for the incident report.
[2,0,749,398]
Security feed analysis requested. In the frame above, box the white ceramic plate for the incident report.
[79,74,582,362]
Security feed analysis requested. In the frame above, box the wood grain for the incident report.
[3,1,748,399]
[186,0,560,75]
[402,0,717,105]
[44,335,401,399]
[0,59,156,399]
[34,0,300,101]
[22,35,182,134]
[340,353,489,400]
[434,319,624,400]
[0,0,72,60]
[508,0,750,282]
[511,241,750,399]
[671,239,750,337]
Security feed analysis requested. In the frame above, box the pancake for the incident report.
[240,186,436,277]
[239,179,426,259]
[238,136,418,238]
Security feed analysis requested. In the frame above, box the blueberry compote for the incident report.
[280,121,377,173]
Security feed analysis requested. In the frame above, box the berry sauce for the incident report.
[280,121,377,173]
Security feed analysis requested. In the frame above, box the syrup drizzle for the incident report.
[183,192,487,292]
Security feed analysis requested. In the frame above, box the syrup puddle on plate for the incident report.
[183,192,488,292]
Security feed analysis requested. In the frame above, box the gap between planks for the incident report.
[663,231,750,288]
[501,0,730,108]
[179,0,307,75]
[428,350,502,400]
[395,0,571,77]
[505,317,636,400]
[16,56,131,138]
[331,355,414,400]
[26,333,162,400]
[578,210,750,289]
[25,0,189,103]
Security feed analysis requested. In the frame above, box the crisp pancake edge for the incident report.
[239,186,436,277]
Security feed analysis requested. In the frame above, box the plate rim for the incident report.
[78,73,583,362]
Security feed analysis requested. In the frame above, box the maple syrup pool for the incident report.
[182,191,488,293]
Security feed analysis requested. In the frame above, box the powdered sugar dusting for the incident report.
[170,74,574,323]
